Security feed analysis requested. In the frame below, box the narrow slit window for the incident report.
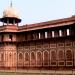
[45,32,47,38]
[52,31,54,37]
[59,30,62,37]
[67,29,70,36]
[39,33,41,39]
[9,35,12,41]
[1,35,4,41]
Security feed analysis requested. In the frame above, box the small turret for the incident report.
[0,2,21,26]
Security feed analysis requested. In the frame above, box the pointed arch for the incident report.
[51,50,57,61]
[9,52,12,59]
[36,51,42,66]
[58,50,64,61]
[13,53,17,60]
[0,53,1,61]
[30,51,35,61]
[30,51,36,66]
[18,52,23,60]
[1,53,4,61]
[43,50,49,66]
[24,52,29,61]
[66,50,72,61]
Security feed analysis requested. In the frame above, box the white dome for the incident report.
[3,7,19,19]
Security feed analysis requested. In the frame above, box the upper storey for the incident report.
[18,16,75,32]
[0,3,75,42]
[0,16,75,32]
[0,16,75,42]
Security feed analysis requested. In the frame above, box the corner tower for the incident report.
[0,2,21,69]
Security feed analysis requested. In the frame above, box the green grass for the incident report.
[0,72,73,75]
[0,73,50,75]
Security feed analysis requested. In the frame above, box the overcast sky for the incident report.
[0,0,75,25]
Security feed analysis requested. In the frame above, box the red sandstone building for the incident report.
[0,4,75,70]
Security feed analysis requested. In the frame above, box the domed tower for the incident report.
[0,2,21,69]
[0,2,21,26]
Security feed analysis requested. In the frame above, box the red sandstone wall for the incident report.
[17,38,75,69]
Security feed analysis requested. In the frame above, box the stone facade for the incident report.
[0,16,75,70]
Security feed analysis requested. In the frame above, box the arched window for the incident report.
[1,53,4,61]
[31,52,35,60]
[58,50,64,61]
[9,53,12,59]
[43,51,49,65]
[66,50,72,61]
[18,53,23,60]
[37,52,42,61]
[37,51,42,65]
[14,53,16,60]
[25,52,29,61]
[51,50,56,61]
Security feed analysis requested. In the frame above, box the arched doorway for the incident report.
[58,50,64,61]
[51,50,57,66]
[18,53,23,60]
[1,53,4,62]
[58,50,65,66]
[8,53,12,67]
[36,51,42,66]
[25,52,29,61]
[24,52,30,67]
[43,51,49,66]
[66,50,73,66]
[30,52,36,66]
[66,50,72,61]
[13,53,17,67]
[18,52,23,68]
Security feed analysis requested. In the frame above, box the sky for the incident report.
[0,0,75,25]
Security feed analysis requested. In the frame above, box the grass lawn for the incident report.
[0,72,73,75]
[0,72,52,75]
[0,73,51,75]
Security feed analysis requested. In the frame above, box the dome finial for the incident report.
[0,0,21,24]
[10,0,12,7]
